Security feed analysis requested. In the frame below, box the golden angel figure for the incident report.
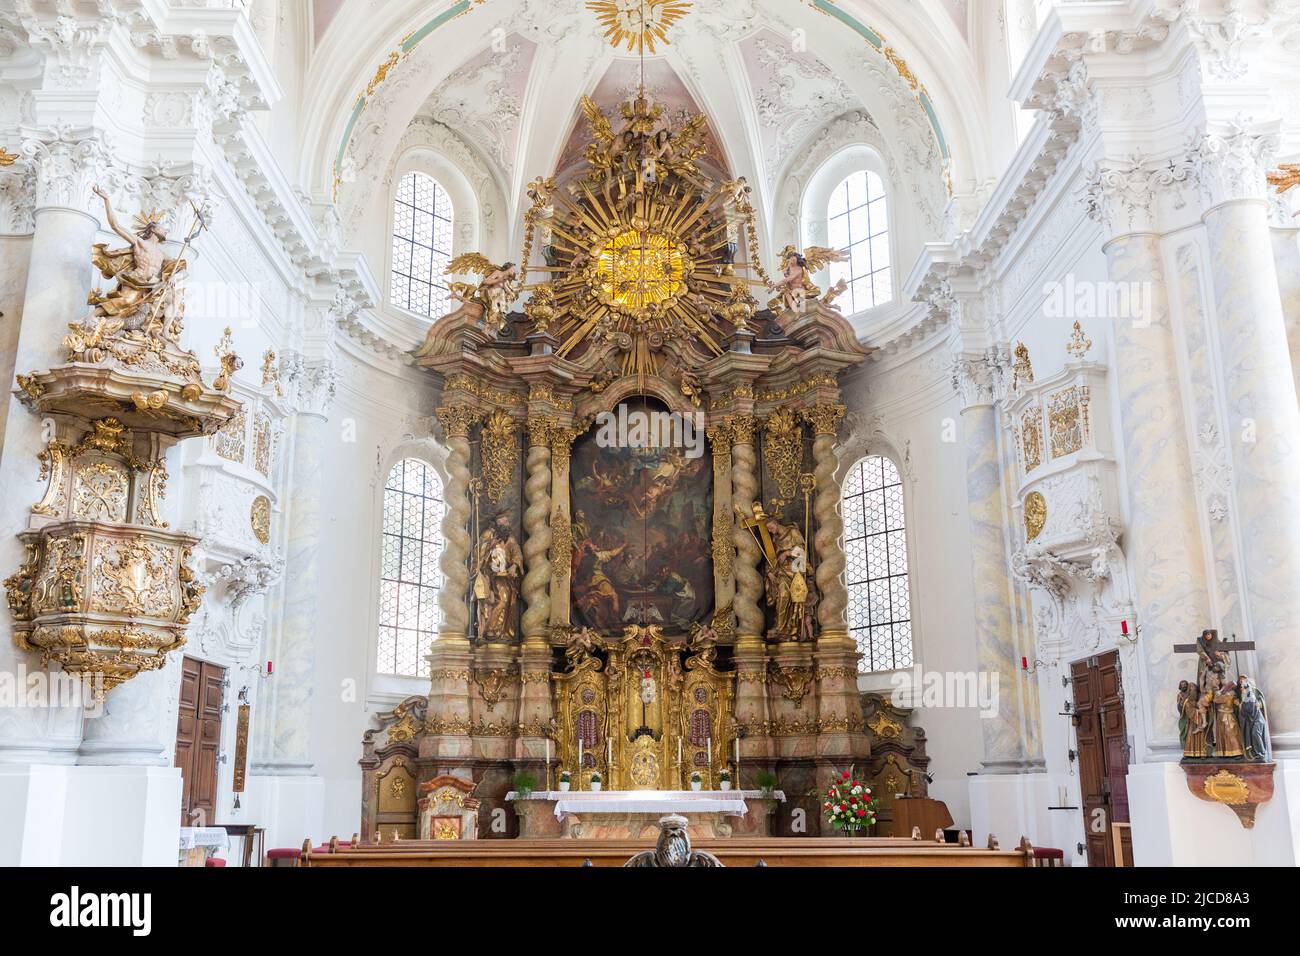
[768,245,846,314]
[445,253,521,335]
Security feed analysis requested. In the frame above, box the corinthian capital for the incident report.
[950,347,1010,410]
[1192,123,1280,206]
[20,126,111,213]
[1084,150,1196,237]
[282,352,337,419]
[436,405,481,440]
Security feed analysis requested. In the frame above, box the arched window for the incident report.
[826,169,892,313]
[377,459,445,678]
[842,455,912,673]
[390,172,455,319]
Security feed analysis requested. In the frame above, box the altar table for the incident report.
[507,790,786,840]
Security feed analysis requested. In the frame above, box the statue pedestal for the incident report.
[509,790,783,840]
[1181,761,1276,829]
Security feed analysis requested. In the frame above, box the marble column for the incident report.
[520,418,553,641]
[802,404,865,759]
[803,404,849,638]
[728,415,764,641]
[1104,234,1212,747]
[954,365,1032,771]
[516,418,554,766]
[252,358,335,774]
[0,133,107,764]
[1202,195,1300,747]
[422,406,478,767]
[1271,225,1300,400]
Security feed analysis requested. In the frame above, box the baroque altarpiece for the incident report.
[359,91,930,838]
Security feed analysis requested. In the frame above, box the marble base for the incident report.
[967,770,1053,852]
[0,763,181,866]
[244,772,324,853]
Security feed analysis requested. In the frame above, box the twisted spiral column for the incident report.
[436,407,478,639]
[805,405,848,635]
[521,419,553,641]
[728,416,764,640]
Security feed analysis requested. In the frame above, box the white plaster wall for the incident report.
[842,338,987,829]
[307,350,438,843]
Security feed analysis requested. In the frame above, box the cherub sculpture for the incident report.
[564,626,602,668]
[445,253,521,336]
[768,245,846,314]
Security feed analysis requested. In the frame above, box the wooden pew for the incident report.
[294,835,1038,867]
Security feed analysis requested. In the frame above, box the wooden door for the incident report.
[1070,650,1130,866]
[174,657,225,827]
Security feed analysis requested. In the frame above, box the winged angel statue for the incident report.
[768,244,848,314]
[444,253,521,336]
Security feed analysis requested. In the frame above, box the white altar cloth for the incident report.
[178,827,230,851]
[506,790,785,820]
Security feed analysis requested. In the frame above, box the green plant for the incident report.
[719,768,731,780]
[755,770,779,796]
[559,769,571,782]
[691,771,702,782]
[513,771,538,796]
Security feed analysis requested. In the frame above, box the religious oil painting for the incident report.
[569,397,713,634]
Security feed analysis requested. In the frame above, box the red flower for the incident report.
[842,772,850,779]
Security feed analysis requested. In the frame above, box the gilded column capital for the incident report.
[801,404,845,438]
[726,414,758,445]
[436,405,481,439]
[549,424,581,472]
[527,416,557,448]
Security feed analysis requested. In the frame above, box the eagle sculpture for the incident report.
[624,815,724,867]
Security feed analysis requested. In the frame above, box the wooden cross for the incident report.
[1173,632,1255,676]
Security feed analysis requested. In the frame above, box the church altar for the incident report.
[506,790,787,840]
[353,78,947,845]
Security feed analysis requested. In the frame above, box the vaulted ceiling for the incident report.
[300,0,1006,267]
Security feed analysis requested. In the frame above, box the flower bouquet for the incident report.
[823,771,877,834]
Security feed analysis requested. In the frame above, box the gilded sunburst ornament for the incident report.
[587,0,693,54]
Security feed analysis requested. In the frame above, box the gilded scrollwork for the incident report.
[763,406,804,500]
[1048,387,1085,459]
[72,461,130,523]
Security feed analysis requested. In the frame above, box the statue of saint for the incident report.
[473,514,523,642]
[1178,680,1208,758]
[1237,675,1271,762]
[764,516,810,641]
[1209,671,1245,759]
